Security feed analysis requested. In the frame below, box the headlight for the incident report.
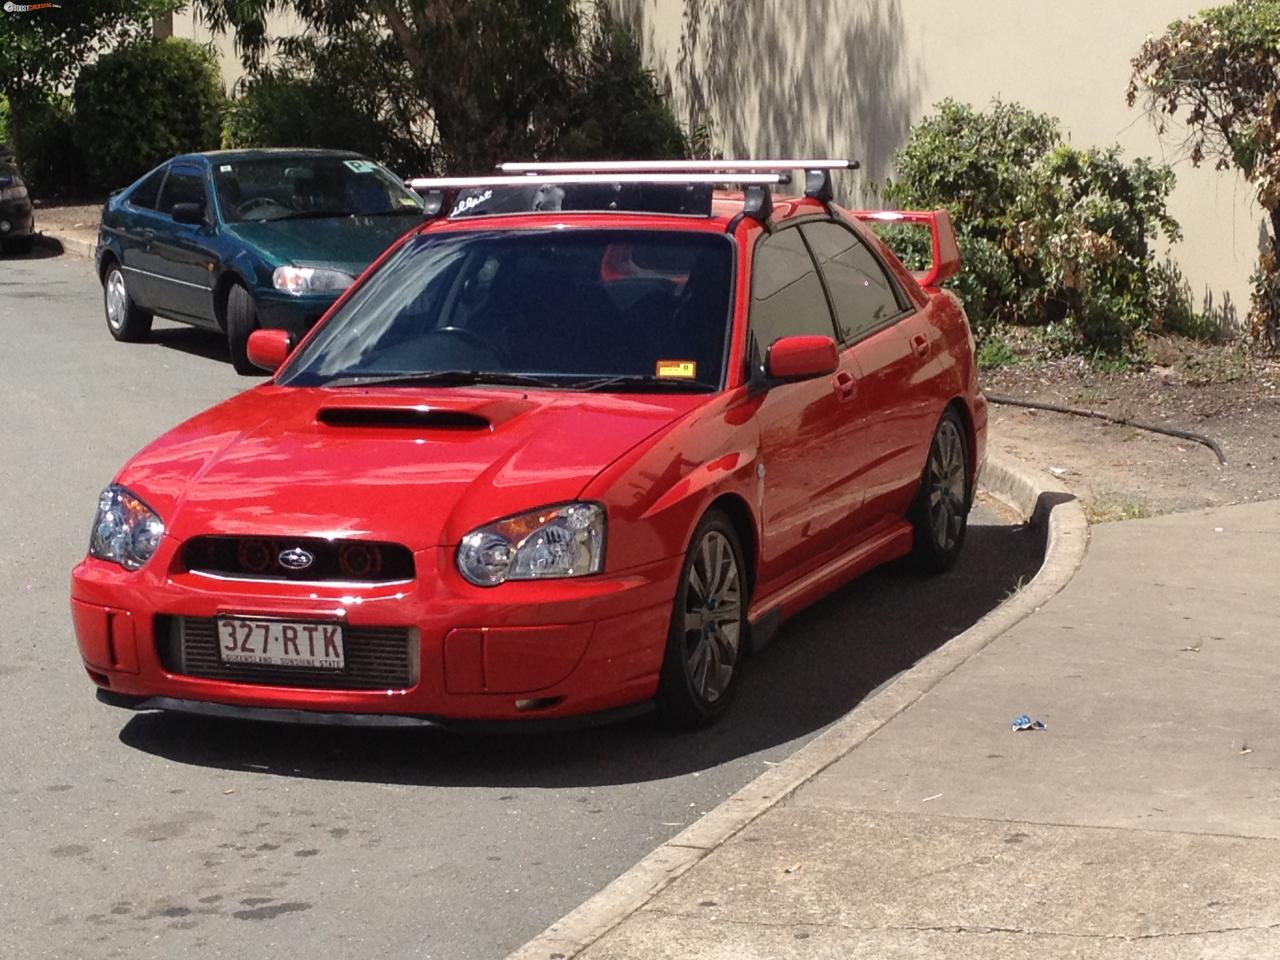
[457,503,605,586]
[89,484,165,571]
[0,184,27,201]
[272,265,355,296]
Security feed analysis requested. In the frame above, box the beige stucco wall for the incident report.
[621,0,1258,323]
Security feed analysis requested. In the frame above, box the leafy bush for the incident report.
[74,38,224,191]
[11,95,80,197]
[225,73,406,166]
[882,99,1181,357]
[224,24,434,175]
[1150,259,1216,341]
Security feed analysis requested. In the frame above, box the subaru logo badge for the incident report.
[278,546,315,571]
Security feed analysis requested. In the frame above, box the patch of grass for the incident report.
[977,333,1021,370]
[1081,494,1153,524]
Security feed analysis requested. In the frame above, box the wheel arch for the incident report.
[97,248,120,284]
[945,396,979,508]
[212,269,250,333]
[703,492,758,601]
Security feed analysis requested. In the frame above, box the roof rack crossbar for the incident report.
[407,172,789,190]
[498,159,859,174]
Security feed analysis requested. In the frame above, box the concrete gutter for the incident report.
[509,448,1090,960]
[35,231,95,260]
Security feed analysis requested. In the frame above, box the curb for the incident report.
[508,448,1090,960]
[35,230,96,260]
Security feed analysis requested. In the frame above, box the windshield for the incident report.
[279,229,734,390]
[212,156,423,223]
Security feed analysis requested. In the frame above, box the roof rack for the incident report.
[407,160,858,223]
[497,159,858,174]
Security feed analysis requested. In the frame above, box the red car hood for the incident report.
[118,385,702,549]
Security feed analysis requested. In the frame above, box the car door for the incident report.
[115,164,170,310]
[147,163,218,325]
[800,219,939,537]
[748,225,863,592]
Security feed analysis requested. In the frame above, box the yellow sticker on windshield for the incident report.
[397,196,419,207]
[656,360,697,379]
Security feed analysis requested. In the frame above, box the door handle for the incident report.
[833,370,856,400]
[910,333,930,358]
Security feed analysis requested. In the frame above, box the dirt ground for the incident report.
[32,202,101,247]
[983,337,1280,521]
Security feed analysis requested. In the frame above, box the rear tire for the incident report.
[103,262,153,342]
[226,283,259,375]
[908,408,971,574]
[655,511,748,729]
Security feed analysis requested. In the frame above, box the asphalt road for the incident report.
[1,247,1044,960]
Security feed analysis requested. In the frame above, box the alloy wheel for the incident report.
[681,530,742,703]
[927,418,968,552]
[105,270,127,333]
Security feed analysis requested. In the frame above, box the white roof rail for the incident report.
[407,172,789,190]
[498,159,857,174]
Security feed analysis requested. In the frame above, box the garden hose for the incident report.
[985,394,1228,466]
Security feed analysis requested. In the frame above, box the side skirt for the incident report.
[747,521,914,639]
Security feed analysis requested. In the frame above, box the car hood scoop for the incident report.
[316,404,491,431]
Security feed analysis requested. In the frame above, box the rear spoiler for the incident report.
[850,209,960,290]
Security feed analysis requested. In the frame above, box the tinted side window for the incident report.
[749,228,838,361]
[129,166,168,210]
[157,168,207,215]
[801,222,905,342]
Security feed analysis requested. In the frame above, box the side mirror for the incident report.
[246,329,293,372]
[171,202,206,226]
[765,335,839,382]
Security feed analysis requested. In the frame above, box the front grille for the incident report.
[181,536,415,583]
[158,616,417,691]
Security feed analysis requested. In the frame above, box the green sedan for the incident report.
[96,149,424,373]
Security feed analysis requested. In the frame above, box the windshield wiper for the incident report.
[323,370,564,389]
[572,374,714,393]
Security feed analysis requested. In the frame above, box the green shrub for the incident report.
[222,25,435,175]
[1150,258,1216,341]
[883,99,1181,357]
[0,97,8,147]
[11,95,80,197]
[73,38,224,191]
[224,73,392,157]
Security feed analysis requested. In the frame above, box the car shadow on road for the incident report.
[147,323,239,366]
[118,516,1046,787]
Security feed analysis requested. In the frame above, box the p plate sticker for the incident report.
[343,159,376,173]
[656,360,697,379]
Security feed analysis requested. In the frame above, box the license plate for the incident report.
[216,618,345,670]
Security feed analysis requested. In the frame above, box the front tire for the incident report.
[103,263,153,342]
[656,511,748,729]
[908,408,971,574]
[226,283,260,375]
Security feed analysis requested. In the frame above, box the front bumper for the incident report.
[252,289,339,336]
[71,542,681,724]
[0,198,34,239]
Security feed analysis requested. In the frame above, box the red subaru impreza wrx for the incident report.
[70,160,986,729]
